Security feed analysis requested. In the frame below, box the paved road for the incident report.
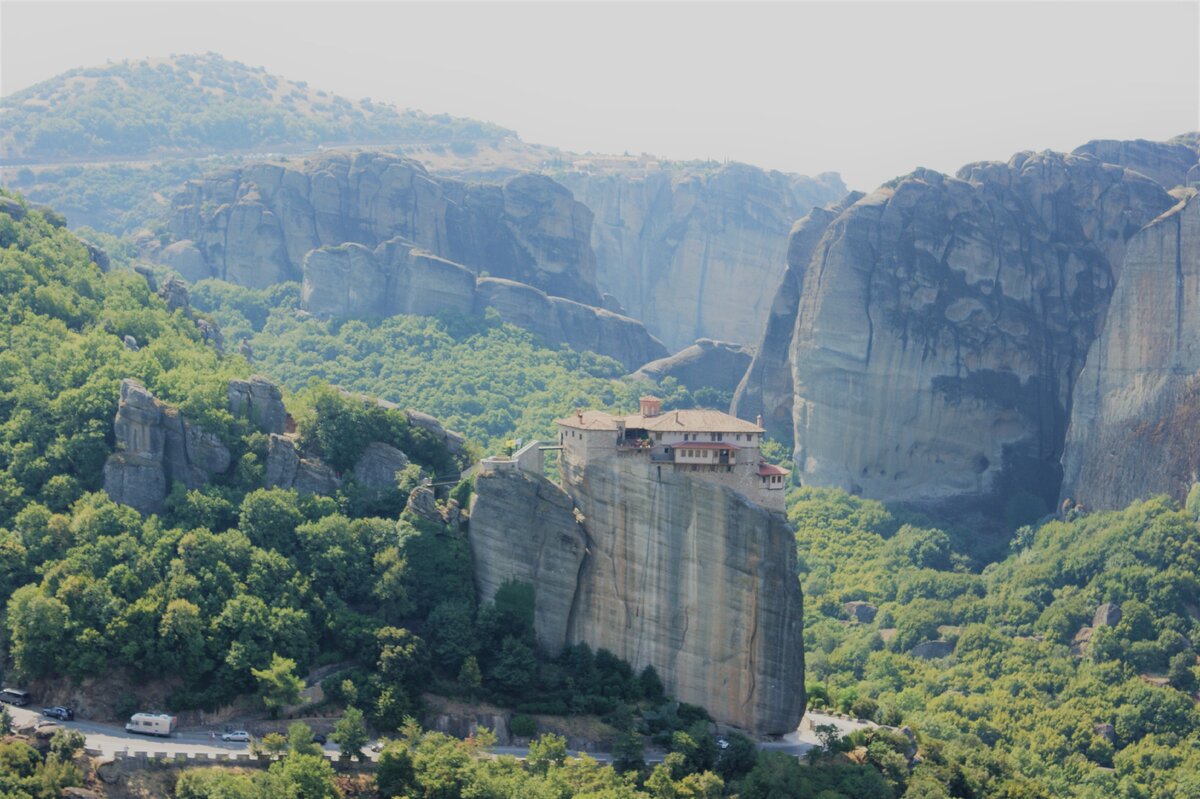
[5,704,857,763]
[7,705,351,759]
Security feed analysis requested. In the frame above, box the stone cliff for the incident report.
[103,379,232,514]
[1061,190,1200,509]
[301,240,666,370]
[1073,134,1199,190]
[737,151,1174,513]
[469,469,587,656]
[732,192,864,443]
[558,164,845,349]
[165,150,599,304]
[468,460,804,735]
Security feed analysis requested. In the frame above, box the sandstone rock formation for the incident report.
[228,375,288,435]
[558,454,804,734]
[473,278,667,370]
[103,379,232,514]
[558,164,846,349]
[302,239,476,319]
[470,454,805,734]
[631,339,753,398]
[1060,191,1200,509]
[732,193,864,444]
[300,239,666,370]
[352,441,410,491]
[1073,134,1199,190]
[166,150,599,304]
[264,433,341,495]
[909,640,955,660]
[468,468,588,655]
[737,151,1175,513]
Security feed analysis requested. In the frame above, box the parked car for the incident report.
[312,733,327,745]
[41,706,74,721]
[0,688,31,707]
[716,737,730,750]
[222,730,252,742]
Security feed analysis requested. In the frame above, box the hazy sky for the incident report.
[2,1,1197,189]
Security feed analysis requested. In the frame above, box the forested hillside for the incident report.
[793,488,1200,798]
[0,188,901,799]
[0,53,512,161]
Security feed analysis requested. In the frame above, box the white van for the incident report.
[125,712,177,737]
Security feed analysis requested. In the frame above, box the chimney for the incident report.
[756,414,763,428]
[639,396,662,417]
[576,408,583,420]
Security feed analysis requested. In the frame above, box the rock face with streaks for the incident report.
[228,375,288,435]
[1061,191,1200,509]
[631,338,754,398]
[299,240,666,369]
[468,468,588,655]
[732,193,864,443]
[103,379,232,514]
[264,433,341,496]
[558,164,846,349]
[166,150,599,303]
[468,455,805,734]
[737,151,1174,513]
[1073,134,1199,190]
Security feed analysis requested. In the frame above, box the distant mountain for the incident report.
[0,52,513,161]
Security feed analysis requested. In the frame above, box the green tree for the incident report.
[527,733,568,775]
[376,742,416,797]
[425,600,477,672]
[262,732,288,758]
[331,706,369,762]
[252,653,305,717]
[489,635,537,696]
[288,721,322,756]
[457,655,483,693]
[612,729,645,774]
[264,752,341,799]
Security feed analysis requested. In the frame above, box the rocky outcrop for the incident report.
[468,468,588,655]
[558,164,846,349]
[166,150,599,303]
[909,640,955,660]
[103,379,232,514]
[1061,191,1200,509]
[353,441,410,491]
[631,339,753,398]
[301,240,666,370]
[1073,134,1199,190]
[738,151,1174,512]
[469,454,804,733]
[1093,602,1123,628]
[264,433,341,495]
[553,454,805,734]
[228,375,288,435]
[302,239,476,319]
[732,193,863,443]
[474,278,667,370]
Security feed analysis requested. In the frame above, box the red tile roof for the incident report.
[757,462,790,476]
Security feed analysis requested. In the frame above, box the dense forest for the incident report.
[0,53,512,161]
[792,488,1200,798]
